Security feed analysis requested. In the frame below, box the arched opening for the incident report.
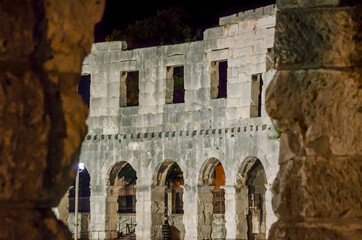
[106,162,137,239]
[237,157,267,240]
[152,160,184,240]
[199,158,226,239]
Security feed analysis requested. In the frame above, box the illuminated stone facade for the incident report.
[78,5,279,240]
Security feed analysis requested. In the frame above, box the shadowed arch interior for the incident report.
[153,160,184,186]
[237,157,267,240]
[199,157,225,186]
[109,161,135,186]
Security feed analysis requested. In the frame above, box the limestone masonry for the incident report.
[76,4,279,240]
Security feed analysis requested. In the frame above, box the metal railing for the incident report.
[118,216,136,236]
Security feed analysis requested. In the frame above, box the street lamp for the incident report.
[74,162,85,240]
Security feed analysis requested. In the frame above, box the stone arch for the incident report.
[199,157,223,186]
[197,157,227,239]
[105,161,137,238]
[108,161,130,186]
[150,159,185,240]
[234,156,267,240]
[152,159,177,186]
[148,150,187,183]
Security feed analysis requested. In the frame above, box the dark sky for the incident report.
[94,0,275,42]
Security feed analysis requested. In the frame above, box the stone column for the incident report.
[135,185,166,240]
[151,185,167,240]
[105,186,121,236]
[135,185,152,240]
[224,185,248,240]
[89,184,107,240]
[264,184,275,239]
[57,188,70,225]
[182,185,198,240]
[266,1,362,239]
[167,188,173,216]
[197,186,214,240]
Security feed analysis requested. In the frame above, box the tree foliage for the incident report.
[105,8,201,49]
[118,163,137,186]
[165,163,184,187]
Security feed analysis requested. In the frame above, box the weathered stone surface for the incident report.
[0,0,104,239]
[275,7,362,69]
[266,69,362,156]
[272,156,362,220]
[267,1,362,239]
[79,7,280,239]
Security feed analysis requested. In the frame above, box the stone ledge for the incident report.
[85,123,273,142]
[219,4,277,26]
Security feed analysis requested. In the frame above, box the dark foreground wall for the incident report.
[266,1,362,239]
[0,0,104,239]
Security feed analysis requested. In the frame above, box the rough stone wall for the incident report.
[266,1,362,239]
[0,0,104,239]
[80,5,279,240]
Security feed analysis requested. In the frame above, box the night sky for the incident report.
[94,0,275,42]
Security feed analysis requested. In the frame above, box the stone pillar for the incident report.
[224,185,248,240]
[105,186,121,235]
[197,186,214,240]
[266,1,362,239]
[57,188,70,225]
[151,185,167,240]
[89,185,107,240]
[135,185,152,240]
[167,188,173,216]
[264,184,275,239]
[0,0,104,239]
[135,185,166,240]
[182,185,198,240]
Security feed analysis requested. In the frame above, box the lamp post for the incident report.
[74,162,85,240]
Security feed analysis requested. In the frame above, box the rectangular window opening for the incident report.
[250,74,263,117]
[78,74,91,108]
[166,66,184,104]
[120,71,139,107]
[210,60,227,99]
[212,187,225,214]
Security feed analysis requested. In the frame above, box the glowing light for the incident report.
[79,162,85,170]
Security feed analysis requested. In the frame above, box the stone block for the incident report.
[275,7,361,68]
[144,58,159,68]
[108,72,120,83]
[118,60,137,72]
[164,54,185,66]
[91,83,107,98]
[165,43,187,56]
[81,64,90,75]
[141,47,158,59]
[219,14,238,26]
[107,82,119,98]
[233,46,252,58]
[203,26,224,39]
[104,52,111,63]
[96,52,105,64]
[188,52,205,63]
[263,4,277,15]
[117,50,134,61]
[208,48,229,62]
[225,23,239,36]
[139,81,155,93]
[256,15,276,28]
